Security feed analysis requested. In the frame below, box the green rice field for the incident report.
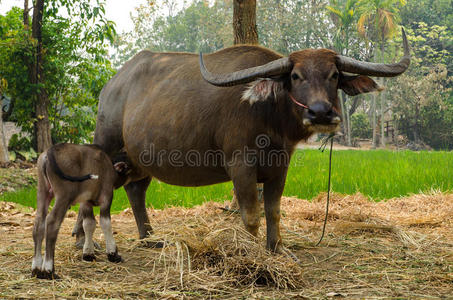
[1,149,452,213]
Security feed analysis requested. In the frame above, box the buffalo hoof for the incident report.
[36,270,60,280]
[31,268,41,278]
[139,240,165,249]
[107,251,123,263]
[266,242,283,254]
[82,254,96,262]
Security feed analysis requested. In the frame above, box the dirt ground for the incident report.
[0,191,452,299]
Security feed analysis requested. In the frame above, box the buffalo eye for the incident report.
[291,73,300,80]
[330,71,339,80]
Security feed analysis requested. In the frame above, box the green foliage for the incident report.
[0,1,116,146]
[112,0,232,67]
[400,0,453,30]
[351,113,372,139]
[0,8,35,117]
[404,22,453,76]
[390,64,453,149]
[257,0,331,54]
[7,134,37,161]
[3,149,453,212]
[326,0,359,54]
[112,0,334,66]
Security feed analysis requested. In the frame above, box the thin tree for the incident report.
[233,0,258,44]
[29,0,52,152]
[357,0,404,147]
[0,82,9,162]
[327,0,358,146]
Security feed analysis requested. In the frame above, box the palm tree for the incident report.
[326,0,358,146]
[356,0,405,147]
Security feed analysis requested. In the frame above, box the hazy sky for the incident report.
[0,0,146,33]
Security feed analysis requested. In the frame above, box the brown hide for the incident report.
[95,46,340,186]
[91,42,409,251]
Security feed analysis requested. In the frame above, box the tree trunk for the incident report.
[233,0,258,45]
[0,100,9,163]
[23,0,29,28]
[380,41,386,147]
[371,93,377,148]
[339,92,348,145]
[30,0,52,152]
[380,77,385,147]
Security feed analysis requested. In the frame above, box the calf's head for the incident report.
[200,29,410,135]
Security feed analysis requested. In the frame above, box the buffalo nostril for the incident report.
[326,109,334,118]
[307,109,316,119]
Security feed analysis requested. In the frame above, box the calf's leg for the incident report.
[39,196,70,279]
[72,210,84,248]
[32,178,53,277]
[72,210,101,250]
[80,203,97,261]
[99,191,122,263]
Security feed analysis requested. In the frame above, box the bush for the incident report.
[351,113,372,139]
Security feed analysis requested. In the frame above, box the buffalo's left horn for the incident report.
[336,28,410,77]
[199,54,292,87]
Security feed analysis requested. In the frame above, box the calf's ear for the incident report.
[241,78,285,104]
[114,162,128,173]
[339,74,383,96]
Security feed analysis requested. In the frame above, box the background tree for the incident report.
[0,78,8,162]
[111,0,232,68]
[0,0,116,153]
[2,0,453,155]
[30,0,51,152]
[326,0,359,146]
[356,0,405,147]
[233,0,258,44]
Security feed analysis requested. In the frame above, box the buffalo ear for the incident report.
[113,162,128,174]
[339,74,383,96]
[241,78,285,104]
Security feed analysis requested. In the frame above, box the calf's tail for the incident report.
[47,146,99,182]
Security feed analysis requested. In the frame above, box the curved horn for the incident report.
[199,53,292,87]
[336,28,410,77]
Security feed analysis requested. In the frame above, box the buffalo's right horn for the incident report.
[199,54,292,87]
[336,28,410,77]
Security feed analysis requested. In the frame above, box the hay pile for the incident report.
[0,192,452,299]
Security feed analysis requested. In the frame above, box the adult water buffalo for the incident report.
[73,29,410,252]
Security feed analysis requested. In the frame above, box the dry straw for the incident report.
[0,191,452,299]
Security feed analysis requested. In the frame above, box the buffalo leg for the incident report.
[263,173,287,252]
[124,177,153,239]
[80,203,97,261]
[99,191,122,263]
[230,167,260,237]
[39,196,70,280]
[72,210,101,250]
[72,210,84,248]
[32,177,53,277]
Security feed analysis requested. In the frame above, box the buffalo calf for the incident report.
[32,143,128,279]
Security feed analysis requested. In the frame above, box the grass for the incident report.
[1,149,453,213]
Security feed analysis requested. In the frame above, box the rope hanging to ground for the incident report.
[221,132,336,247]
[315,133,335,246]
